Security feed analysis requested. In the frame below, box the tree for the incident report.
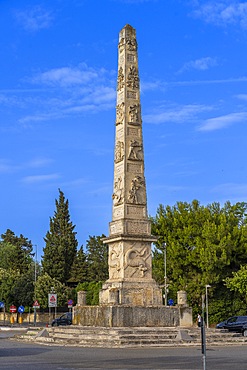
[86,235,108,282]
[151,200,247,322]
[0,229,33,273]
[35,273,72,308]
[68,246,88,284]
[42,189,78,284]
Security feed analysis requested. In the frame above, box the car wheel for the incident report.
[243,329,247,337]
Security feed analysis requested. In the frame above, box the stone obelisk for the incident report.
[100,24,162,307]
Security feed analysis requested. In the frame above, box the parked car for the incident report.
[216,316,247,335]
[51,312,72,327]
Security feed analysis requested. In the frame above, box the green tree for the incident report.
[68,246,88,284]
[76,281,102,305]
[151,200,247,322]
[35,273,72,308]
[0,229,33,273]
[42,189,78,284]
[86,235,108,282]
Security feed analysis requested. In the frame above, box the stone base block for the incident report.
[73,305,180,327]
[99,280,163,306]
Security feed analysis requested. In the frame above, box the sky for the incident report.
[1,0,247,261]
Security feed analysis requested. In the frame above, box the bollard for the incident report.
[18,316,23,324]
[10,315,15,324]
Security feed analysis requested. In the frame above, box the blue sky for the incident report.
[1,0,247,260]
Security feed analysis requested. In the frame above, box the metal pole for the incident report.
[205,285,211,329]
[201,295,206,370]
[163,243,167,306]
[34,245,37,326]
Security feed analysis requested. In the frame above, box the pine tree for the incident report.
[42,189,78,284]
[68,246,88,284]
[86,235,108,282]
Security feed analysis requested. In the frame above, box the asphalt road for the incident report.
[1,337,247,370]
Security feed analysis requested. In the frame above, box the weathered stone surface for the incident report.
[100,24,162,307]
[73,305,179,327]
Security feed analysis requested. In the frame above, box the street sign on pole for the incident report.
[0,301,4,309]
[48,293,57,307]
[67,299,73,308]
[33,300,40,309]
[18,305,25,314]
[10,305,17,313]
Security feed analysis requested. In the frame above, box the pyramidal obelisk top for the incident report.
[100,25,162,307]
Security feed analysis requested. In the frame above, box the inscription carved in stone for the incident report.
[127,91,137,99]
[115,141,124,163]
[128,176,146,205]
[128,140,143,161]
[127,65,139,90]
[127,162,142,174]
[127,54,135,63]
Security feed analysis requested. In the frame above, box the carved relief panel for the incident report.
[128,104,140,125]
[126,65,139,90]
[108,242,123,279]
[116,102,125,125]
[128,140,143,161]
[112,176,124,206]
[115,141,124,163]
[124,242,151,278]
[117,66,124,91]
[128,176,146,205]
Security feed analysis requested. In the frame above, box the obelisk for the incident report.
[100,25,162,307]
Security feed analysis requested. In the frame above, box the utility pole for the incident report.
[163,243,167,306]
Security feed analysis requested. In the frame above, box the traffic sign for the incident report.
[0,301,4,309]
[18,305,25,313]
[10,305,17,313]
[48,293,57,307]
[33,300,40,308]
[168,299,174,306]
[67,299,73,308]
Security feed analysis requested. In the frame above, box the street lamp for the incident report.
[162,243,167,306]
[33,244,38,326]
[205,284,211,329]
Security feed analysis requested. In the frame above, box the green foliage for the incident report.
[225,265,247,297]
[68,246,88,284]
[76,281,103,305]
[35,273,72,308]
[151,200,247,322]
[42,189,78,284]
[0,230,33,273]
[86,235,108,282]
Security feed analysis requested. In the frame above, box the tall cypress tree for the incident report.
[42,189,78,284]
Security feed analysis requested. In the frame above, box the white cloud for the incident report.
[178,57,218,73]
[236,94,247,101]
[192,1,247,29]
[32,66,99,87]
[197,112,247,131]
[14,6,53,32]
[144,104,212,124]
[22,174,60,184]
[212,182,247,197]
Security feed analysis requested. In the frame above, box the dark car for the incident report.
[51,312,72,327]
[216,316,247,334]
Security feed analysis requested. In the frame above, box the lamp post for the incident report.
[205,284,211,329]
[33,245,37,326]
[162,243,167,306]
